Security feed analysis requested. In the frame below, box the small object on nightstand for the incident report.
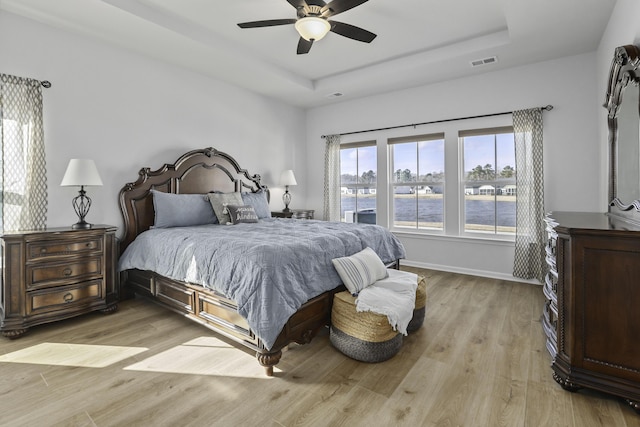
[279,170,297,213]
[60,159,103,229]
[271,209,314,220]
[0,225,118,338]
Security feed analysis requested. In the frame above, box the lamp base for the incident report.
[72,220,92,230]
[283,186,292,213]
[70,186,93,230]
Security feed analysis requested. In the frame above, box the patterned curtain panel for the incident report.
[0,74,48,232]
[323,134,341,221]
[512,108,546,283]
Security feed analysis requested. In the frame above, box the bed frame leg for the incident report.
[256,350,282,376]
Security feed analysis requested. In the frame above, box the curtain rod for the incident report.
[321,104,553,138]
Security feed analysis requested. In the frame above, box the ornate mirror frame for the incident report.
[604,44,640,223]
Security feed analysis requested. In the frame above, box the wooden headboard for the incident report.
[118,147,268,254]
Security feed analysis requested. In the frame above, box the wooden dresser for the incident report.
[1,225,118,338]
[543,211,640,410]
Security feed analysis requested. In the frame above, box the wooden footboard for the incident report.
[122,269,342,376]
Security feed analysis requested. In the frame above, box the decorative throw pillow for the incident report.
[332,247,389,296]
[151,190,218,228]
[208,192,243,224]
[241,189,270,219]
[226,204,259,224]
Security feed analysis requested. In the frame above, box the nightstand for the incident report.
[0,225,118,338]
[271,209,315,220]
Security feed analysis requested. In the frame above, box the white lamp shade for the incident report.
[279,170,298,186]
[61,159,103,187]
[295,17,331,41]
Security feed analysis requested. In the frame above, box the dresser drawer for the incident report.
[27,257,102,289]
[27,279,104,315]
[26,236,103,260]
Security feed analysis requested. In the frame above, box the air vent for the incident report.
[326,92,344,99]
[470,56,498,67]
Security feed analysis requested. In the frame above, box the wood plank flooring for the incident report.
[1,268,639,426]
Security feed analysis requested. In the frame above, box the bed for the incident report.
[118,147,405,375]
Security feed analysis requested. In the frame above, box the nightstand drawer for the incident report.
[272,209,314,219]
[27,256,102,289]
[291,210,314,219]
[27,236,103,260]
[27,279,104,315]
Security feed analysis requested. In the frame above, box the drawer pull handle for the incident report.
[40,248,47,254]
[63,292,74,302]
[62,268,73,277]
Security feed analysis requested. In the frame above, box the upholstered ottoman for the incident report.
[330,291,403,362]
[407,276,427,333]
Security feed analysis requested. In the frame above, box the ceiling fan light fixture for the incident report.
[295,16,331,41]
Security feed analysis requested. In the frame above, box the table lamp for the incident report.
[279,169,297,212]
[61,159,103,229]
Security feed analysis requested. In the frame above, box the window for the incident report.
[460,127,516,235]
[340,141,377,223]
[389,133,445,230]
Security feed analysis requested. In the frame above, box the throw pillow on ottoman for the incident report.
[330,291,403,363]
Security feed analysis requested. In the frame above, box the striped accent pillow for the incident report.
[332,247,389,296]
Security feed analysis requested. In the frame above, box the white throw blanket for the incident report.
[356,269,418,335]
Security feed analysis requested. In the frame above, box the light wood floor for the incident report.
[1,268,639,426]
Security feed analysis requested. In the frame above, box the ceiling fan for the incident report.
[237,0,376,55]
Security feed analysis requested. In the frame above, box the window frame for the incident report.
[339,140,378,223]
[388,132,446,233]
[459,126,516,241]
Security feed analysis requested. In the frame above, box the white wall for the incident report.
[306,53,600,281]
[0,11,306,235]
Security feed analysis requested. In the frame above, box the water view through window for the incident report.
[461,129,516,235]
[340,143,377,223]
[390,134,445,230]
[339,129,516,236]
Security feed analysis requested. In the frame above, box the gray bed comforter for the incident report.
[118,218,405,349]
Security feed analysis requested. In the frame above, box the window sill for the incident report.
[391,229,515,247]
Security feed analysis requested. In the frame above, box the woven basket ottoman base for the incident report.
[330,291,402,362]
[407,275,427,333]
[330,326,402,363]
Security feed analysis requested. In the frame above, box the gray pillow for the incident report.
[208,192,243,224]
[151,190,218,228]
[241,189,270,219]
[226,204,259,224]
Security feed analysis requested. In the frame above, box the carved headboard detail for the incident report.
[118,147,268,253]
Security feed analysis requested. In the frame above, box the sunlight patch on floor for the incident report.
[124,336,278,378]
[0,343,148,368]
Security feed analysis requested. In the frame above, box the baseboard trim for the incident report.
[400,259,541,285]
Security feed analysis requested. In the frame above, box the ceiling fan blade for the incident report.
[286,0,307,9]
[321,0,369,17]
[238,19,296,29]
[329,20,376,43]
[297,37,314,54]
